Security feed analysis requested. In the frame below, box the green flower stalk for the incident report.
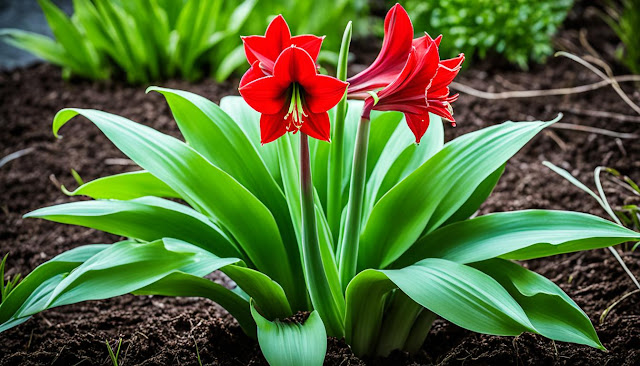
[338,117,371,290]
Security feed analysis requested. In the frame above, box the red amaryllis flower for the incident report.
[362,35,464,143]
[347,3,413,98]
[240,15,324,87]
[239,46,348,144]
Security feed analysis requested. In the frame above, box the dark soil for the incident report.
[1,3,640,366]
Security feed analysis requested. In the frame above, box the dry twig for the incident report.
[450,75,640,100]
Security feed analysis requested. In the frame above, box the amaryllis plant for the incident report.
[1,4,638,366]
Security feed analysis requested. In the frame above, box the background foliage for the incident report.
[399,0,574,68]
[601,0,640,74]
[0,0,367,83]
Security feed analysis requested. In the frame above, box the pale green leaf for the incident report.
[395,210,640,267]
[359,117,560,270]
[472,259,604,349]
[25,196,241,260]
[62,170,179,200]
[251,301,327,366]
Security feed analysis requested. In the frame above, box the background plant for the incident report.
[600,0,640,74]
[0,0,367,83]
[399,0,573,68]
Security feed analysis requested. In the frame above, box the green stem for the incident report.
[338,117,371,290]
[327,21,353,240]
[300,133,344,337]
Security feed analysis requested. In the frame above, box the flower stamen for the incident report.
[284,83,308,130]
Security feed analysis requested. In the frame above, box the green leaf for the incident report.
[134,271,255,337]
[439,164,505,227]
[381,259,535,334]
[365,111,404,180]
[37,0,102,76]
[346,258,536,355]
[147,87,281,204]
[395,210,640,267]
[25,197,241,260]
[219,96,281,185]
[215,45,246,82]
[62,170,179,200]
[471,259,604,349]
[51,109,303,305]
[222,265,292,321]
[344,270,394,356]
[359,117,560,270]
[45,239,232,309]
[0,29,73,71]
[2,239,239,331]
[363,113,444,221]
[226,0,257,34]
[0,244,108,327]
[148,87,298,259]
[251,301,327,366]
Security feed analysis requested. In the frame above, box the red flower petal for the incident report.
[291,34,325,62]
[347,3,414,95]
[405,112,430,144]
[242,15,291,69]
[427,101,455,122]
[239,61,267,88]
[301,75,348,114]
[260,109,289,144]
[238,75,289,115]
[273,46,318,85]
[300,110,331,142]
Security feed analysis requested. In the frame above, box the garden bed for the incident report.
[1,6,640,366]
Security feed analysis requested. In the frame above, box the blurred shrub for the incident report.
[400,0,574,68]
[0,0,367,83]
[601,0,640,74]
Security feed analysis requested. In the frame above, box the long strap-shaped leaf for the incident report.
[251,301,327,366]
[345,258,536,356]
[222,265,293,321]
[52,108,303,305]
[0,244,108,328]
[219,96,281,184]
[147,88,293,238]
[394,210,640,267]
[437,164,505,228]
[471,259,604,349]
[133,271,255,337]
[359,118,560,270]
[63,170,179,200]
[25,196,243,261]
[1,239,245,331]
[363,113,444,222]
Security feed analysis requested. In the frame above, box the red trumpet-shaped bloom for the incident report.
[240,15,324,87]
[362,34,465,143]
[239,46,348,144]
[347,3,413,99]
